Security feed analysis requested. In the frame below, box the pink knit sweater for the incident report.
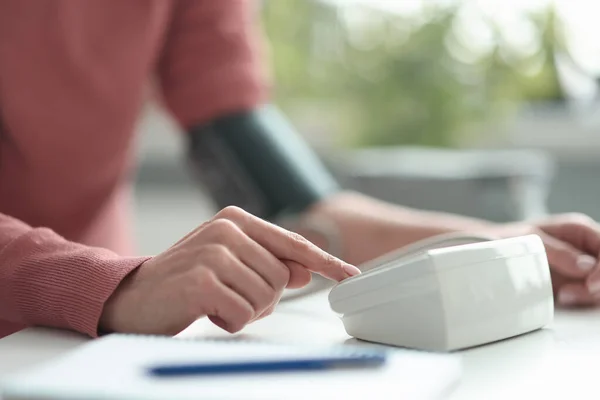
[0,0,267,338]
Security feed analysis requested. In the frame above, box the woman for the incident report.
[1,0,598,340]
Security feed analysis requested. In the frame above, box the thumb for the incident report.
[282,260,313,289]
[251,261,314,323]
[539,231,597,279]
[556,282,598,308]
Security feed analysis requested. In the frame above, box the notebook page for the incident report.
[0,334,461,400]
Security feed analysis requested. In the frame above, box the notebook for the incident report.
[0,334,461,400]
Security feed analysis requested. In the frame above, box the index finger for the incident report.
[214,207,361,281]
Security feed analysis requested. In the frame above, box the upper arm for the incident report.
[157,0,270,129]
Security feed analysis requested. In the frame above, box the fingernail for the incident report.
[343,264,361,277]
[558,289,578,306]
[577,255,597,272]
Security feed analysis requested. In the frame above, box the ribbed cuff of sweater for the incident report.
[0,227,150,338]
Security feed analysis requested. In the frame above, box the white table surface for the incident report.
[1,290,600,399]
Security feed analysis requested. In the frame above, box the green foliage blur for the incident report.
[260,0,565,148]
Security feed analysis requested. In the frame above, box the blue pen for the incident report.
[147,352,387,377]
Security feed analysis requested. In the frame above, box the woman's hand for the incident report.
[493,213,600,307]
[99,206,360,336]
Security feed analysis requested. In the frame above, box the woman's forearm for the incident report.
[297,191,497,266]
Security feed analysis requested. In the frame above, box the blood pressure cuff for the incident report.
[186,105,341,221]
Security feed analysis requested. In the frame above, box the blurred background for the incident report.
[132,0,600,255]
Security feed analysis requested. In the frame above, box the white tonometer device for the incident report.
[327,234,554,351]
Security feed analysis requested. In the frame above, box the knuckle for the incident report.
[321,253,340,271]
[512,223,538,236]
[286,230,312,253]
[206,219,241,242]
[194,268,219,293]
[564,212,595,225]
[215,206,248,222]
[184,269,219,318]
[203,244,233,266]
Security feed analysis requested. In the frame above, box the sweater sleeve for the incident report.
[157,0,270,129]
[0,213,149,338]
